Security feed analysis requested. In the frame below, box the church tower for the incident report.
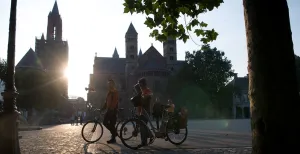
[125,23,138,89]
[35,1,69,98]
[163,37,177,71]
[47,1,62,41]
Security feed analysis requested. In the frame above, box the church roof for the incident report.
[51,1,59,15]
[126,23,138,35]
[16,48,44,70]
[137,46,168,71]
[94,57,125,74]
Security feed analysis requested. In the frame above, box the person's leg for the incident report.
[139,114,149,146]
[107,110,117,143]
[156,116,160,130]
[103,112,110,130]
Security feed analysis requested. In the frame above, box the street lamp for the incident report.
[0,0,21,153]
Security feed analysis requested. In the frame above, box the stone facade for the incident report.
[16,1,68,98]
[87,23,185,113]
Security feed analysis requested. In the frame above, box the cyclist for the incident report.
[136,78,153,146]
[102,78,119,144]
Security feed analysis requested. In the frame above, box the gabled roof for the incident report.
[16,48,44,70]
[126,23,138,36]
[137,46,167,71]
[94,57,125,74]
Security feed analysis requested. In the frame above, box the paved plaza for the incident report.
[19,119,252,154]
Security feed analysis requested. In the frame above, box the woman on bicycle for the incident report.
[137,78,153,146]
[102,78,119,144]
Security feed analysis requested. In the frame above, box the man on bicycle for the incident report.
[102,78,119,144]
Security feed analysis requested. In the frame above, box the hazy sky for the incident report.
[0,0,299,99]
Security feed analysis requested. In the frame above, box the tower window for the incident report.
[53,27,56,40]
[170,47,174,52]
[130,55,134,59]
[170,56,174,60]
[130,45,134,50]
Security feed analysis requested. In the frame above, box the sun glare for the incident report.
[64,67,70,79]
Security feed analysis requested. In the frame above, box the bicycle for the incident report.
[115,107,136,139]
[119,104,188,150]
[81,108,105,143]
[81,107,135,143]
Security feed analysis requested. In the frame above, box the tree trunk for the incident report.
[243,0,300,153]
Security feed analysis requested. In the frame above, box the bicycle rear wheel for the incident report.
[81,120,103,143]
[116,119,135,140]
[119,118,147,150]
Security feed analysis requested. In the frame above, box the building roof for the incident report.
[16,48,44,70]
[137,46,168,71]
[94,57,125,74]
[51,1,59,15]
[126,23,138,36]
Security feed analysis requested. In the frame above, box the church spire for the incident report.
[113,47,119,58]
[139,48,142,56]
[52,0,59,15]
[125,22,138,37]
[41,33,45,40]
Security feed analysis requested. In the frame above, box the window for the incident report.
[170,56,174,60]
[53,27,56,40]
[130,45,134,50]
[170,47,174,52]
[130,55,134,59]
[170,67,174,71]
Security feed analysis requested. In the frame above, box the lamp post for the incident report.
[0,0,21,153]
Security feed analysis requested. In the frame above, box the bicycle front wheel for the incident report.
[81,120,104,143]
[116,119,135,139]
[119,118,147,150]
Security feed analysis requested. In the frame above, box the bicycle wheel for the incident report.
[119,118,147,150]
[166,120,188,145]
[116,120,135,140]
[81,120,104,143]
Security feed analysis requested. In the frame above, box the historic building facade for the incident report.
[16,1,68,98]
[87,23,184,112]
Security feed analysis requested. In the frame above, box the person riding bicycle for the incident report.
[102,78,119,144]
[136,78,153,146]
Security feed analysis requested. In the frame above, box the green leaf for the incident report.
[194,29,204,36]
[200,21,208,27]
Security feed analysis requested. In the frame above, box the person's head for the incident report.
[107,78,116,90]
[138,78,147,89]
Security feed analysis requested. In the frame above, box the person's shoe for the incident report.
[107,138,116,144]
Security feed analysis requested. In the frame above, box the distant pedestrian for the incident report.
[152,97,162,130]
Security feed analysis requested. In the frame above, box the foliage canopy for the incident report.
[123,0,223,43]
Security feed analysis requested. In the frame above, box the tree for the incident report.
[181,45,235,98]
[124,0,300,153]
[123,0,223,43]
[167,45,234,118]
[243,1,300,153]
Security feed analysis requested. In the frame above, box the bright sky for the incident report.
[0,0,299,100]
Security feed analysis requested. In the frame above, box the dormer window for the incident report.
[170,56,174,60]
